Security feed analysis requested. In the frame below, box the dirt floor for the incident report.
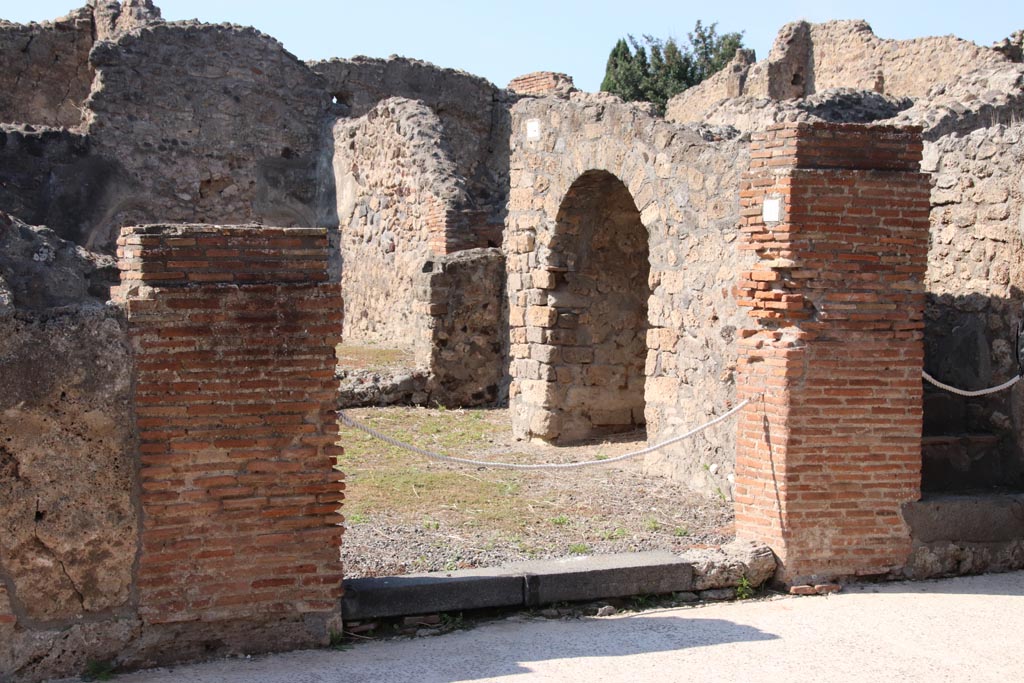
[336,405,735,578]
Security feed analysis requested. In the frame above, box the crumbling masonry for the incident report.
[2,1,1024,679]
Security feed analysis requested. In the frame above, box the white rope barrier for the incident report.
[922,370,1021,397]
[338,397,753,471]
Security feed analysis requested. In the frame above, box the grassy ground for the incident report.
[336,343,415,372]
[336,405,735,576]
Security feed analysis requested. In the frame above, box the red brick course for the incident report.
[734,123,929,583]
[507,71,575,97]
[117,225,344,629]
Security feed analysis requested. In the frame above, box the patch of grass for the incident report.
[82,660,116,682]
[630,595,656,611]
[336,343,415,372]
[673,526,690,537]
[600,527,627,540]
[643,518,662,532]
[346,512,369,524]
[422,519,440,530]
[568,542,590,555]
[550,515,570,526]
[328,630,352,651]
[736,576,755,600]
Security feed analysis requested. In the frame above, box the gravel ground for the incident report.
[338,405,735,577]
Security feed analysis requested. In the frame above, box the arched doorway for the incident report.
[542,170,651,441]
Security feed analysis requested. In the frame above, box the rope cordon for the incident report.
[338,397,752,471]
[921,370,1021,397]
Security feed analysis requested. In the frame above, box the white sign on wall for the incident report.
[762,197,783,223]
[526,119,541,141]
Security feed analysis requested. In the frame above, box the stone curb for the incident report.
[343,544,775,621]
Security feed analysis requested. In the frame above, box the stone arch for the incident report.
[528,169,652,442]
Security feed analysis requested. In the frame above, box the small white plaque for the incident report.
[762,197,782,223]
[526,119,541,141]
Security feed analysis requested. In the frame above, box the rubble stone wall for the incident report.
[84,22,331,251]
[419,248,506,406]
[0,8,95,128]
[332,98,455,359]
[313,56,510,245]
[506,93,753,498]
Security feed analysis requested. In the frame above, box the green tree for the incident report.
[600,21,744,114]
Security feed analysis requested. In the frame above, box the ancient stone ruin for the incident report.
[2,1,1024,679]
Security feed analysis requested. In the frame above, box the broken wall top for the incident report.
[667,19,1016,126]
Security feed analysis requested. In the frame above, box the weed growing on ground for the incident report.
[673,526,690,537]
[643,518,662,532]
[600,527,627,540]
[550,514,570,526]
[736,576,754,600]
[82,660,116,681]
[568,542,590,555]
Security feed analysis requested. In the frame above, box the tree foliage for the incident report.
[600,21,744,114]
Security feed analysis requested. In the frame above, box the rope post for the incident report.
[733,122,930,584]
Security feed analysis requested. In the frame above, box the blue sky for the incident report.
[3,1,1022,92]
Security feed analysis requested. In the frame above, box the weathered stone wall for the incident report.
[0,306,137,682]
[506,92,753,498]
[313,56,509,246]
[83,22,331,250]
[418,248,506,406]
[0,8,95,128]
[667,20,1010,124]
[1,213,137,682]
[332,98,455,359]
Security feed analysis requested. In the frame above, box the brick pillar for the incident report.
[734,123,930,584]
[116,225,344,644]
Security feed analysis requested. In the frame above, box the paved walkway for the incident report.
[114,572,1024,682]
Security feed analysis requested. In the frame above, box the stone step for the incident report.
[342,551,695,621]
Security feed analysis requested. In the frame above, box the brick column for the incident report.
[734,123,930,583]
[116,225,344,644]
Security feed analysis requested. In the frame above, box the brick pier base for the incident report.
[116,225,344,648]
[734,123,930,583]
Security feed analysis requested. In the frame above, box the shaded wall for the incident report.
[0,8,95,128]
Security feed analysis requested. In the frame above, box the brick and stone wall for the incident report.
[505,92,753,498]
[2,221,345,682]
[0,7,95,128]
[733,123,930,583]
